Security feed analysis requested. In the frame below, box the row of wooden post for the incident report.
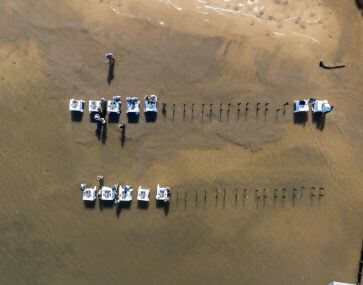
[174,186,326,208]
[162,102,290,121]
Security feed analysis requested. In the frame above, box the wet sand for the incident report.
[0,0,362,284]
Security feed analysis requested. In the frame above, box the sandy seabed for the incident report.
[0,0,362,284]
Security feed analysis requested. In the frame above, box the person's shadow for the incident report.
[120,132,125,147]
[101,124,107,144]
[107,58,115,85]
[95,123,102,140]
[116,202,131,218]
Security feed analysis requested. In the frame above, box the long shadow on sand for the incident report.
[127,113,139,124]
[101,124,107,144]
[120,133,126,147]
[108,113,120,123]
[312,112,326,131]
[95,124,102,140]
[107,58,115,85]
[95,123,107,143]
[144,112,157,123]
[99,200,114,211]
[116,202,131,218]
[83,200,96,209]
[71,111,83,122]
[137,201,149,210]
[156,200,170,216]
[293,112,308,126]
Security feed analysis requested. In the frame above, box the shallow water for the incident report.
[0,0,362,284]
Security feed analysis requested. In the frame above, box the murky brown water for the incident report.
[0,0,362,284]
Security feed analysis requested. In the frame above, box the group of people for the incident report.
[94,98,107,130]
[92,53,126,139]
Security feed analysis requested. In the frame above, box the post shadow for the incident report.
[242,188,248,208]
[235,188,239,208]
[209,104,213,123]
[275,109,280,121]
[185,189,188,209]
[292,188,299,206]
[215,188,219,208]
[127,113,139,123]
[191,104,194,122]
[202,104,205,123]
[245,103,249,121]
[300,186,305,199]
[283,102,289,116]
[219,103,223,122]
[162,102,167,120]
[256,103,261,121]
[262,188,268,207]
[107,58,115,85]
[255,189,261,208]
[273,188,279,207]
[281,188,288,208]
[223,189,226,208]
[204,188,207,208]
[310,187,318,207]
[264,103,269,121]
[183,104,186,122]
[237,102,241,121]
[144,112,157,123]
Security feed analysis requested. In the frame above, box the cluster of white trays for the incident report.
[80,184,171,204]
[293,99,333,114]
[69,95,158,115]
